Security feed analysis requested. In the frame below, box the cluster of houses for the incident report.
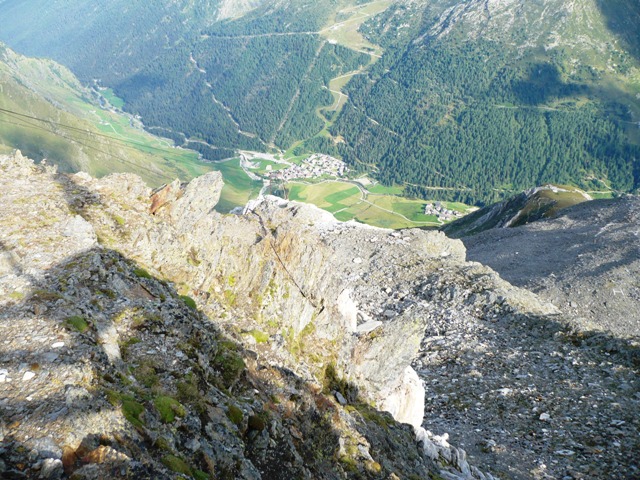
[268,154,348,181]
[424,201,463,222]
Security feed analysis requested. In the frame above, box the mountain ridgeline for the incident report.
[0,0,639,204]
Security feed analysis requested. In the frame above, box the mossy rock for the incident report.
[161,455,192,476]
[226,404,244,426]
[154,396,186,423]
[65,315,89,333]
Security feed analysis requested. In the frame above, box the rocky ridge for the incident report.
[1,151,639,479]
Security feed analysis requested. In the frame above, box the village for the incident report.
[267,153,348,181]
[424,201,464,222]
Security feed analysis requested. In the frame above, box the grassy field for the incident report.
[100,87,125,109]
[249,158,289,175]
[0,49,213,187]
[368,184,406,195]
[285,180,455,229]
[210,158,262,213]
[319,0,392,55]
[288,181,361,213]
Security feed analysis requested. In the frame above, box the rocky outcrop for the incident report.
[1,152,639,479]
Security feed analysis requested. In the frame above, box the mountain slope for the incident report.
[334,0,640,203]
[0,43,213,185]
[1,151,638,479]
[0,0,638,203]
[448,190,640,340]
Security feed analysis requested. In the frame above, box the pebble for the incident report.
[334,391,348,405]
[23,371,36,381]
[51,342,64,349]
[353,257,363,264]
[554,450,575,456]
[539,413,551,422]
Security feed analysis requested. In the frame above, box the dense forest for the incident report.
[331,35,640,204]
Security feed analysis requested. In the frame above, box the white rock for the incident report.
[380,366,425,429]
[22,371,36,381]
[353,257,363,264]
[51,342,64,349]
[539,412,551,422]
[356,320,383,334]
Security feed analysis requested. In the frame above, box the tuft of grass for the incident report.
[194,470,211,480]
[121,397,145,428]
[248,329,269,343]
[248,414,266,432]
[180,295,197,310]
[133,267,152,279]
[212,341,245,388]
[133,359,159,388]
[65,315,89,333]
[154,396,186,423]
[226,404,244,426]
[161,455,192,476]
[176,373,200,402]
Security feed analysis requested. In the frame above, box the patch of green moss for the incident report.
[133,267,152,279]
[154,396,186,423]
[223,289,236,307]
[212,342,245,388]
[133,359,159,388]
[193,470,210,480]
[180,295,197,310]
[161,455,192,476]
[113,214,126,226]
[247,329,269,343]
[65,315,89,333]
[9,291,25,301]
[154,436,172,452]
[226,404,244,426]
[339,455,359,473]
[122,397,145,428]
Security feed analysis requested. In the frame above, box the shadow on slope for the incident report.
[594,0,640,63]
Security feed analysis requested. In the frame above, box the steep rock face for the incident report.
[3,152,639,479]
[0,152,441,479]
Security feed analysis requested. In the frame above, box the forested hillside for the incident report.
[330,0,640,203]
[0,0,638,204]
